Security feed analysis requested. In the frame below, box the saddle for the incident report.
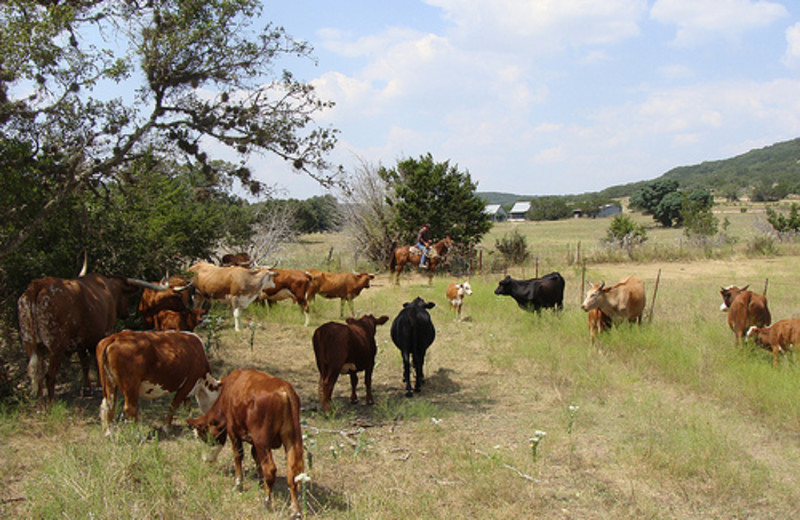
[409,245,438,258]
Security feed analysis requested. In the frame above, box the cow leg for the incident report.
[233,306,243,332]
[119,383,140,423]
[77,346,93,396]
[232,438,245,490]
[318,373,339,413]
[402,352,413,397]
[44,348,67,401]
[364,366,374,406]
[349,372,359,404]
[284,437,304,520]
[100,387,118,437]
[253,444,277,508]
[413,350,425,393]
[165,386,193,428]
[27,345,47,399]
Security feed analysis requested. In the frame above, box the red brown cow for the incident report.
[588,308,613,345]
[220,252,252,268]
[18,273,168,400]
[446,281,472,321]
[581,276,646,324]
[187,369,304,518]
[305,270,374,318]
[747,319,800,366]
[187,261,276,332]
[138,275,193,329]
[153,308,206,331]
[720,285,771,345]
[96,330,220,436]
[312,314,389,413]
[258,269,313,326]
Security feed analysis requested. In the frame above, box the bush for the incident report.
[495,230,530,265]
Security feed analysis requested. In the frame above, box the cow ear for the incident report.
[377,315,389,325]
[425,302,436,309]
[742,284,749,291]
[345,317,357,324]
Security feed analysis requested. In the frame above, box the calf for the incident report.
[187,369,304,518]
[153,308,206,331]
[720,285,771,345]
[494,272,564,312]
[390,297,436,397]
[446,281,472,321]
[312,314,389,413]
[581,275,646,324]
[747,319,800,366]
[305,270,374,318]
[96,330,220,436]
[587,308,612,345]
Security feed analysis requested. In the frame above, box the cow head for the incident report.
[494,276,513,296]
[460,281,473,296]
[187,415,228,461]
[346,314,389,337]
[719,285,748,311]
[404,296,435,310]
[580,281,607,312]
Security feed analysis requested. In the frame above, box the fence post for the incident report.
[580,261,586,305]
[763,278,769,296]
[648,268,662,323]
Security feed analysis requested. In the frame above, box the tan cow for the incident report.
[258,269,314,326]
[581,275,646,324]
[305,270,374,318]
[187,261,276,331]
[18,273,168,400]
[96,330,220,436]
[188,369,304,518]
[446,281,472,321]
[747,319,800,366]
[720,285,771,345]
[588,308,613,345]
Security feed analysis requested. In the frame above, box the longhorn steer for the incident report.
[187,261,276,332]
[259,269,314,326]
[581,276,646,324]
[720,285,771,345]
[312,314,389,413]
[187,369,304,518]
[305,270,374,318]
[390,297,436,397]
[96,330,220,436]
[17,273,168,400]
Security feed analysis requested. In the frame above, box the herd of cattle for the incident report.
[14,255,797,517]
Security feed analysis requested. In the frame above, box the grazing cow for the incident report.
[18,273,168,400]
[96,330,220,436]
[187,261,276,332]
[587,308,613,345]
[305,269,374,318]
[187,369,304,518]
[138,275,193,329]
[221,252,252,268]
[747,320,800,366]
[390,297,436,397]
[720,285,771,345]
[494,272,565,312]
[312,314,389,413]
[446,281,473,321]
[581,276,646,324]
[153,308,206,331]
[259,269,313,326]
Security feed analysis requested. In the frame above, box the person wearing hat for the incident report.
[416,223,432,268]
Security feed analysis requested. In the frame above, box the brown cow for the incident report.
[138,275,193,329]
[588,308,613,345]
[747,319,800,366]
[153,308,206,331]
[312,314,389,413]
[259,269,313,326]
[96,330,220,436]
[187,369,304,518]
[18,273,168,400]
[720,285,771,345]
[446,281,472,321]
[305,270,374,318]
[220,252,252,268]
[187,261,276,332]
[581,275,646,324]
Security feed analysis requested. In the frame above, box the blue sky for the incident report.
[251,0,800,199]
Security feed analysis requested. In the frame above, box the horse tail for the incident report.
[389,244,397,272]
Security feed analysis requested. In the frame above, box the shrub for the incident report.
[495,230,530,265]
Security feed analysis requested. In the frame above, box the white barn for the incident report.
[509,201,531,221]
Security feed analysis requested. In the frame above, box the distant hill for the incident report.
[480,137,800,205]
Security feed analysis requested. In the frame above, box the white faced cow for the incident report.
[187,261,276,332]
[581,275,646,324]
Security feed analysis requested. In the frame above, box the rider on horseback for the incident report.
[416,223,432,268]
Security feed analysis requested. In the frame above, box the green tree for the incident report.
[0,1,339,260]
[766,203,800,232]
[528,196,570,221]
[379,154,492,248]
[630,179,679,215]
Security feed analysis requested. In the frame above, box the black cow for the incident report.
[390,297,436,397]
[494,272,565,312]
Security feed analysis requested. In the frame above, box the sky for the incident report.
[250,0,800,199]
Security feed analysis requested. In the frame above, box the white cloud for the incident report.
[650,0,788,45]
[784,22,800,68]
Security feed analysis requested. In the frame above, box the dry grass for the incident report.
[3,213,800,519]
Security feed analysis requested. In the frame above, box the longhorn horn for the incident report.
[125,278,170,292]
[78,250,88,277]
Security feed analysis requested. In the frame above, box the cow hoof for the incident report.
[414,388,421,393]
[405,390,413,398]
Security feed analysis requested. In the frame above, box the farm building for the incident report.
[484,204,508,222]
[597,204,622,218]
[509,201,531,221]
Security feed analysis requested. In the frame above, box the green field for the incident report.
[3,207,800,519]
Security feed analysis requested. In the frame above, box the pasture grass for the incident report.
[4,213,800,518]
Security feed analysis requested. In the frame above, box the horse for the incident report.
[389,236,453,285]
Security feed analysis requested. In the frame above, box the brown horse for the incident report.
[389,236,453,285]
